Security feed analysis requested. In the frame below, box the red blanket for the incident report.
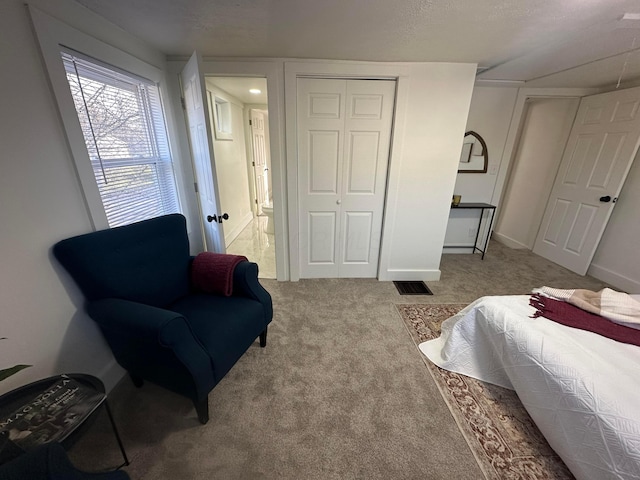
[191,252,248,296]
[530,294,640,347]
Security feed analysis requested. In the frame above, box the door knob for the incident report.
[206,213,229,223]
[336,199,342,205]
[599,195,611,203]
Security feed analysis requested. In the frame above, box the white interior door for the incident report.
[250,109,269,214]
[297,78,395,278]
[533,86,640,275]
[180,52,225,253]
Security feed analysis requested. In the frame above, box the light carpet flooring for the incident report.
[68,241,610,479]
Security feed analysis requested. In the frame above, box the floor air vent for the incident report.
[393,281,433,295]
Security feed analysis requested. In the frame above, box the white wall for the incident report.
[494,97,579,249]
[443,86,519,251]
[204,81,254,246]
[376,64,478,279]
[589,148,640,293]
[0,0,174,393]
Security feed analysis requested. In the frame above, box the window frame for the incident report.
[29,5,181,230]
[61,49,180,227]
[211,94,233,140]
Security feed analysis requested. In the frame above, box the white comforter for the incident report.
[420,295,640,480]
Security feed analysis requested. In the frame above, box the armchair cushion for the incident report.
[169,294,267,382]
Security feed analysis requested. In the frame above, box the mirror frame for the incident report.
[458,130,488,174]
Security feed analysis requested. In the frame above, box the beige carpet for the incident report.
[69,281,485,480]
[396,303,574,480]
[66,241,609,479]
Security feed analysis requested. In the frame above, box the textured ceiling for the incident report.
[75,0,640,89]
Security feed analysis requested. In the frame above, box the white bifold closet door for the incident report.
[297,78,396,278]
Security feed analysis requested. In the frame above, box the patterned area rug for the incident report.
[396,304,574,480]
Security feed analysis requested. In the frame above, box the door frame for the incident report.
[493,95,582,250]
[248,108,270,216]
[284,62,412,281]
[490,87,601,225]
[531,86,640,275]
[295,77,397,278]
[187,60,288,280]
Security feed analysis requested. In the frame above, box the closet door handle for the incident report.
[336,199,342,205]
[599,195,611,203]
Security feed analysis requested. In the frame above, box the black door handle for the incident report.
[599,195,611,203]
[206,213,229,223]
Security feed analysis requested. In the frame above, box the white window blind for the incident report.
[61,50,180,227]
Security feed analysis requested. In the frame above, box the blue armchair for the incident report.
[53,214,272,424]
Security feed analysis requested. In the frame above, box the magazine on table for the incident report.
[0,375,105,450]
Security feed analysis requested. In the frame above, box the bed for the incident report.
[420,294,640,480]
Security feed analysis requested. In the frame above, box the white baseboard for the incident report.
[492,232,530,250]
[225,212,254,246]
[587,263,640,294]
[379,269,441,282]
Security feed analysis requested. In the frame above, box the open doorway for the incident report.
[203,76,276,279]
[493,96,580,251]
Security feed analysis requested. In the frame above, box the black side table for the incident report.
[444,202,497,259]
[0,374,129,469]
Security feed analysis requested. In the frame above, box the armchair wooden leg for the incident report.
[195,398,209,424]
[260,327,268,348]
[130,373,144,388]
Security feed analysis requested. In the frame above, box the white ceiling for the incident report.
[75,0,640,89]
[206,77,268,104]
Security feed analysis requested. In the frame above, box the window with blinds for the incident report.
[61,50,180,227]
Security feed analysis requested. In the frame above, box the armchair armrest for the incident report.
[87,298,215,399]
[87,298,186,344]
[232,261,273,322]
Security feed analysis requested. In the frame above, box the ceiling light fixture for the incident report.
[249,89,261,94]
[622,13,640,21]
[617,13,640,28]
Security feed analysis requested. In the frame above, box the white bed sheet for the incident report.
[420,295,640,480]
